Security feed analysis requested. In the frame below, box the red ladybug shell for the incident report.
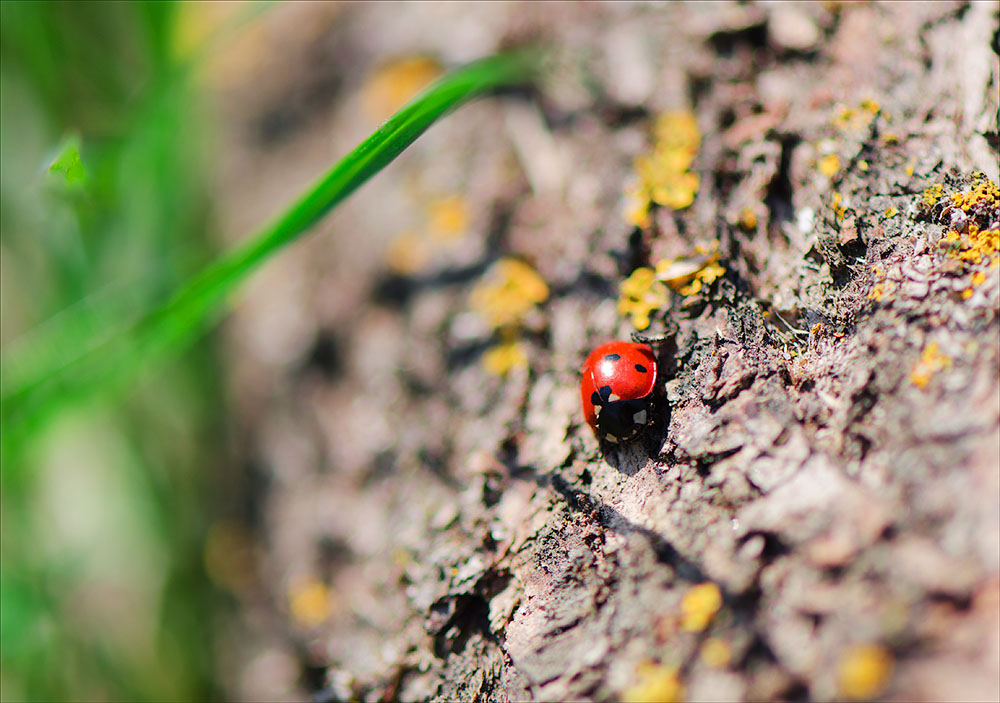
[580,341,657,442]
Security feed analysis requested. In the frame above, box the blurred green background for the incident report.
[1,2,234,699]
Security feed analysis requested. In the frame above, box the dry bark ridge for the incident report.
[212,3,1000,701]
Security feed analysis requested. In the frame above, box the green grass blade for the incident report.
[0,48,542,461]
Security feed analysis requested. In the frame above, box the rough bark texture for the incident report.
[209,3,999,701]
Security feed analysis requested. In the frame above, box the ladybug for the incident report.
[580,340,658,443]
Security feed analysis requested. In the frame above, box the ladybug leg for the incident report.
[631,318,678,346]
[630,331,664,345]
[630,330,674,346]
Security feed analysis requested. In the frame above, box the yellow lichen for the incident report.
[623,662,685,703]
[654,111,701,153]
[482,337,528,377]
[939,223,1000,268]
[921,183,944,209]
[818,153,841,177]
[289,578,332,628]
[680,582,723,632]
[624,110,701,226]
[884,207,897,218]
[362,55,443,121]
[948,172,999,211]
[700,637,732,668]
[836,644,894,700]
[469,259,547,377]
[384,190,473,273]
[469,258,549,328]
[881,132,900,145]
[624,182,653,229]
[654,242,725,297]
[909,342,951,389]
[739,207,758,231]
[386,231,432,274]
[426,195,470,241]
[832,192,847,220]
[868,282,886,301]
[834,99,882,131]
[860,98,881,115]
[649,170,700,210]
[833,106,856,129]
[618,267,668,331]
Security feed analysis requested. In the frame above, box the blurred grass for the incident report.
[1,2,225,699]
[0,2,540,700]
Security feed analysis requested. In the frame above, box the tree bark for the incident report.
[214,3,1000,701]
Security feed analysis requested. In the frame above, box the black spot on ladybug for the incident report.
[599,385,613,401]
[591,391,602,406]
[634,363,647,373]
[604,353,621,361]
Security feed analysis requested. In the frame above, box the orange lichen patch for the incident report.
[925,174,1000,271]
[868,282,887,302]
[623,661,685,703]
[619,267,668,331]
[921,183,945,209]
[655,242,725,296]
[680,582,723,632]
[833,106,856,129]
[700,637,732,668]
[868,263,890,301]
[289,577,333,628]
[818,153,841,177]
[831,192,847,220]
[960,269,987,299]
[909,342,951,389]
[482,337,528,377]
[833,99,881,131]
[948,172,999,212]
[738,207,758,231]
[362,55,443,121]
[836,643,894,700]
[624,181,653,229]
[624,110,701,226]
[860,98,881,114]
[884,207,898,218]
[940,224,1000,267]
[426,195,470,241]
[648,170,700,210]
[654,110,702,153]
[469,258,549,328]
[386,231,432,274]
[385,192,474,272]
